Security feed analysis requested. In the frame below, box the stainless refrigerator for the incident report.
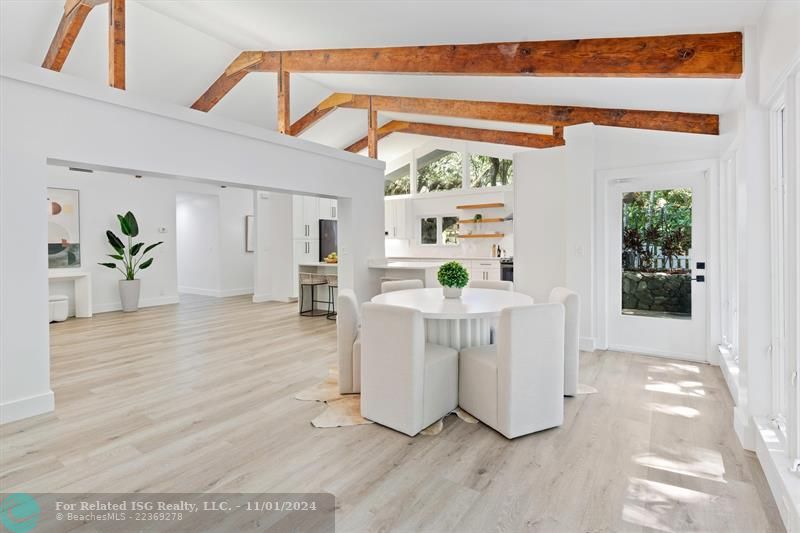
[319,219,337,261]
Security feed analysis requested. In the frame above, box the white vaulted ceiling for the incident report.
[0,0,766,160]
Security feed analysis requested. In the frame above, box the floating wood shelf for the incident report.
[459,217,506,224]
[456,202,504,210]
[458,233,505,239]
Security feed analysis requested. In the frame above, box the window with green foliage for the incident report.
[417,150,463,193]
[384,163,411,196]
[420,217,437,245]
[442,216,459,245]
[470,155,513,188]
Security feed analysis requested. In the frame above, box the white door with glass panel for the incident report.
[607,173,708,361]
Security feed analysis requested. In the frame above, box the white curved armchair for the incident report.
[360,303,458,436]
[381,279,424,293]
[459,304,564,439]
[549,287,580,396]
[468,280,514,291]
[337,289,362,394]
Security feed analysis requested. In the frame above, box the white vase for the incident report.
[119,279,141,312]
[443,286,462,299]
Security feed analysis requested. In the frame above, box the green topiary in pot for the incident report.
[438,261,469,298]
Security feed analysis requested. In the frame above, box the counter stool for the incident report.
[299,273,329,317]
[326,275,338,320]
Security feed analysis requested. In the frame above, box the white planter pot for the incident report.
[442,286,462,299]
[119,279,141,312]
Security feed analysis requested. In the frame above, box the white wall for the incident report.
[253,191,294,303]
[757,0,800,104]
[48,167,179,314]
[0,62,384,424]
[218,188,256,296]
[513,125,596,350]
[513,148,568,302]
[176,192,221,297]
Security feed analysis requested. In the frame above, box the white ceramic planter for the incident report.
[119,279,141,312]
[442,286,462,299]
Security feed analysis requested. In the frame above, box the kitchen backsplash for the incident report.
[385,234,514,259]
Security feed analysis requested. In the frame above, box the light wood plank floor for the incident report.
[1,294,785,532]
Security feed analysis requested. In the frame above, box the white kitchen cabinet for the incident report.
[318,198,338,220]
[470,260,501,282]
[293,195,320,239]
[384,198,409,239]
[292,239,319,297]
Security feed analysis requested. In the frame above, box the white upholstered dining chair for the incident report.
[336,289,362,394]
[381,279,424,293]
[360,302,458,436]
[468,280,514,291]
[549,287,580,396]
[459,303,565,439]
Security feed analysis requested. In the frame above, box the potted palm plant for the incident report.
[98,211,163,312]
[437,261,469,299]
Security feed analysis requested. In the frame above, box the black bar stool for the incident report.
[299,273,329,317]
[326,275,338,320]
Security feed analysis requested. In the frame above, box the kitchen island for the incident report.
[367,260,444,288]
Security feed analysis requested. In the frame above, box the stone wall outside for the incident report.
[622,271,691,315]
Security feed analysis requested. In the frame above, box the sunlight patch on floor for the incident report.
[645,379,706,397]
[633,447,727,483]
[646,402,701,419]
[623,477,719,533]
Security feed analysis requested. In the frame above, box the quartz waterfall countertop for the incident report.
[367,260,443,270]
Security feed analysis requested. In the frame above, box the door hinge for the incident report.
[791,458,800,473]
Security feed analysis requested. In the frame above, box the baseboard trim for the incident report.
[579,337,596,352]
[178,286,219,297]
[0,390,54,424]
[252,293,272,303]
[754,417,799,532]
[178,286,254,298]
[219,288,253,298]
[606,343,707,363]
[94,295,179,314]
[734,406,755,450]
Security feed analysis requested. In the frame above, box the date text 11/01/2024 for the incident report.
[54,499,319,513]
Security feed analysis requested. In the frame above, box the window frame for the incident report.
[418,215,460,247]
[384,140,515,199]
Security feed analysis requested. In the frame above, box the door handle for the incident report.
[691,275,705,282]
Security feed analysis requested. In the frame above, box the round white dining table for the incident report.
[371,288,534,350]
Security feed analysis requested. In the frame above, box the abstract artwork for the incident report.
[245,215,255,252]
[47,188,81,268]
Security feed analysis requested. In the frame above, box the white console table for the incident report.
[48,269,92,318]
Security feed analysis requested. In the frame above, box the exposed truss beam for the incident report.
[309,93,717,135]
[190,32,742,113]
[281,32,742,78]
[345,120,565,153]
[108,0,125,89]
[42,0,109,72]
[190,52,280,112]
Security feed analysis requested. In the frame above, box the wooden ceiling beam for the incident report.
[42,0,109,71]
[108,0,125,89]
[332,93,718,135]
[191,32,741,112]
[281,32,742,78]
[191,51,280,112]
[345,120,565,153]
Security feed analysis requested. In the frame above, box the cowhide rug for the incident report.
[295,368,478,434]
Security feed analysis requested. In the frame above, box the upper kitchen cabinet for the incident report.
[319,198,338,220]
[293,195,320,239]
[385,198,409,240]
